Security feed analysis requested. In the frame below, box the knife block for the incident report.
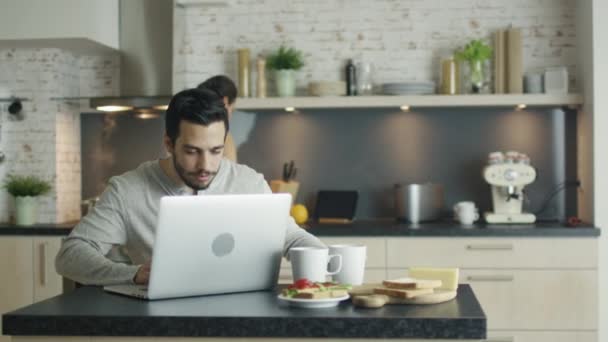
[269,180,299,204]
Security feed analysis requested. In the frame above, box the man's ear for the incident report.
[163,134,174,156]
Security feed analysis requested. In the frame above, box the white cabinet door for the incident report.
[0,237,33,342]
[387,237,597,269]
[32,237,63,302]
[485,330,597,342]
[461,269,597,330]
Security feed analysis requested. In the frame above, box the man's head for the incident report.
[197,75,238,117]
[164,88,229,191]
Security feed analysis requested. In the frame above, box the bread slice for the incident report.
[382,277,442,290]
[373,287,433,299]
[293,289,347,299]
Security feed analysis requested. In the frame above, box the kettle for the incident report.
[394,183,444,223]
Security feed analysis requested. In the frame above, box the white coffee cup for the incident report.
[329,244,367,285]
[289,247,342,283]
[453,201,479,225]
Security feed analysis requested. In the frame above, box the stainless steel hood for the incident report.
[90,0,173,112]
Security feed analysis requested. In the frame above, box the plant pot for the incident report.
[15,196,38,226]
[275,69,296,97]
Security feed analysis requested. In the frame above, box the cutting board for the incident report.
[349,284,457,308]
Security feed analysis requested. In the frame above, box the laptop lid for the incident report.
[146,193,290,300]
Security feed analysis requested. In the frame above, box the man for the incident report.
[198,75,238,162]
[55,88,324,286]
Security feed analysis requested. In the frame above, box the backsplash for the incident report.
[0,48,119,223]
[173,0,578,93]
[81,107,577,220]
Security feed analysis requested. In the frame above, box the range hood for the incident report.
[90,0,173,112]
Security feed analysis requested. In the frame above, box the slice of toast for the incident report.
[293,289,347,299]
[382,277,442,290]
[373,287,434,299]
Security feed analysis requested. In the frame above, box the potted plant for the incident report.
[266,45,304,97]
[4,174,52,226]
[455,39,493,93]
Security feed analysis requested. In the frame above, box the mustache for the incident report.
[189,170,217,176]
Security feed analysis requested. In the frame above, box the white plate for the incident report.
[277,294,350,309]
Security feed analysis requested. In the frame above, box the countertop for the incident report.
[2,285,486,339]
[0,220,599,237]
[0,222,75,236]
[304,219,600,237]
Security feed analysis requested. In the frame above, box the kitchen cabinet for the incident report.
[0,236,64,342]
[387,237,598,337]
[0,0,119,52]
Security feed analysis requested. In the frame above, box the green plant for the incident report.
[455,39,493,62]
[4,174,52,197]
[266,46,304,70]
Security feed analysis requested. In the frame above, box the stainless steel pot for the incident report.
[394,183,444,223]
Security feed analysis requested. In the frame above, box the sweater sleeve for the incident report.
[55,179,140,285]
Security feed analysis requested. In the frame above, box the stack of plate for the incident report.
[381,82,436,95]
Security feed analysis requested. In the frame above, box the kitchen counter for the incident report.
[305,219,600,237]
[0,222,75,236]
[2,284,485,340]
[0,220,599,237]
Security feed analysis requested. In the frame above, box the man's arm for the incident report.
[55,179,140,285]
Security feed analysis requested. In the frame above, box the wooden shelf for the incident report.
[236,94,583,110]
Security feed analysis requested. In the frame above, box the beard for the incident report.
[172,157,218,191]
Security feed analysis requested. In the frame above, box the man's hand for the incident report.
[133,262,151,285]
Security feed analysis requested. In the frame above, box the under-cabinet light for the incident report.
[400,105,410,112]
[96,105,133,112]
[285,107,296,112]
[154,105,169,110]
[516,104,527,110]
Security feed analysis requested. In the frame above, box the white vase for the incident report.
[275,69,296,97]
[15,196,38,226]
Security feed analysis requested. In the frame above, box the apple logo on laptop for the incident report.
[212,233,235,257]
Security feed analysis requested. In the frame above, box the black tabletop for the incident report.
[2,285,486,339]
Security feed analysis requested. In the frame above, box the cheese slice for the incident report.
[407,268,459,291]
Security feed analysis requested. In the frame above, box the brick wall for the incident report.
[173,0,577,93]
[0,48,119,223]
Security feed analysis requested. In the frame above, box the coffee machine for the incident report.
[483,151,537,224]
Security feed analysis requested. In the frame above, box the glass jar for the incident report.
[356,62,374,95]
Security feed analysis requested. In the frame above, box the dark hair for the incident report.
[197,75,238,104]
[165,88,229,145]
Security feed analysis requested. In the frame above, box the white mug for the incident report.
[329,244,367,285]
[289,247,342,283]
[453,201,479,225]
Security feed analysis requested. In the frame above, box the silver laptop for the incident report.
[103,193,291,300]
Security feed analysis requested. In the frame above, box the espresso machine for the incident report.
[483,151,537,224]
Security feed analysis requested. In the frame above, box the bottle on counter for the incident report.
[345,59,357,96]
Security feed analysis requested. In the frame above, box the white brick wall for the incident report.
[173,0,578,93]
[0,48,119,223]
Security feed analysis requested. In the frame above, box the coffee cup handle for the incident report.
[327,254,342,275]
[474,212,479,220]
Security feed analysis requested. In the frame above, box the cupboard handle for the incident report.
[39,242,48,286]
[466,244,513,251]
[484,338,514,342]
[467,275,514,282]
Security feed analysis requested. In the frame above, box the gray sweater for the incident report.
[55,159,324,285]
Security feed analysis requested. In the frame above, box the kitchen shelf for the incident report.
[236,94,583,110]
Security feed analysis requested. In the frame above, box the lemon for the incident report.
[290,204,309,225]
